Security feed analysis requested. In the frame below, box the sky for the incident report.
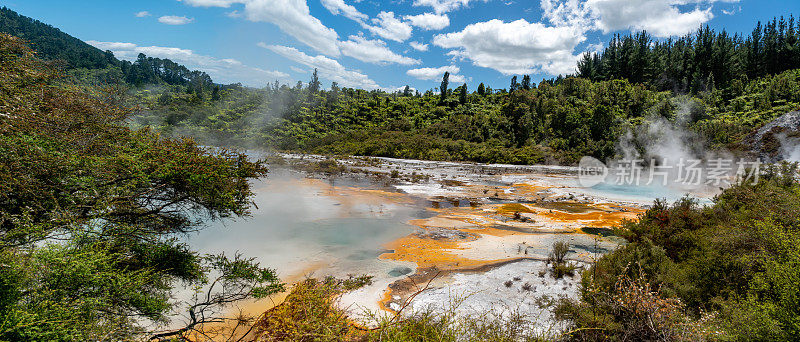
[2,0,797,92]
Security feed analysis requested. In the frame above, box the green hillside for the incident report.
[0,6,215,91]
[0,6,115,69]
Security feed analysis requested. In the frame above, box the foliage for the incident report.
[0,6,115,69]
[578,16,800,93]
[0,33,281,340]
[255,276,549,342]
[558,163,800,341]
[256,277,361,341]
[136,56,800,166]
[0,6,216,91]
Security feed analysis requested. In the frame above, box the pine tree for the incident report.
[573,16,800,92]
[459,83,468,104]
[477,82,486,96]
[510,76,518,92]
[440,72,450,104]
[521,75,531,90]
[308,68,321,93]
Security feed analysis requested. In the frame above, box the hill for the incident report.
[0,6,215,91]
[0,6,115,69]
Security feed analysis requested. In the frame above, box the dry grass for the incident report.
[253,276,555,342]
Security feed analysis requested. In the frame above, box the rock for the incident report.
[745,110,800,163]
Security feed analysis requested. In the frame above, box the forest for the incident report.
[0,33,282,340]
[4,5,798,165]
[0,7,216,91]
[577,16,800,92]
[2,4,800,341]
[126,15,800,165]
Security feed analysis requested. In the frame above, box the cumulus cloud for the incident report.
[588,0,713,37]
[260,43,381,89]
[158,15,195,25]
[409,41,429,51]
[320,2,416,43]
[87,40,288,86]
[182,0,341,56]
[135,11,151,18]
[366,11,413,42]
[338,36,421,65]
[541,0,723,38]
[320,0,368,23]
[412,0,488,14]
[407,65,466,83]
[404,13,450,30]
[433,19,585,75]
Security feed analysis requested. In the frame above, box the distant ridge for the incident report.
[0,6,216,89]
[0,6,117,69]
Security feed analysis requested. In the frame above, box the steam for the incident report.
[604,97,740,193]
[777,132,800,162]
[134,82,305,152]
[614,97,708,164]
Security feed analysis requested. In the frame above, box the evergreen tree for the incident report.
[308,68,321,94]
[521,75,531,90]
[459,83,468,104]
[574,16,800,93]
[440,72,450,104]
[477,82,486,96]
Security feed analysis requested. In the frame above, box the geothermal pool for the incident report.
[188,167,424,287]
[184,155,717,331]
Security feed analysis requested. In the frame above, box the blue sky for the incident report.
[2,0,797,92]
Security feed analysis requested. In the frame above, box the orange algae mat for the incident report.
[380,200,644,272]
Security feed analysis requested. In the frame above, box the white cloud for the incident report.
[182,0,341,56]
[92,42,138,50]
[540,0,591,27]
[158,15,195,25]
[722,6,740,15]
[338,36,421,65]
[395,85,418,93]
[180,0,239,6]
[135,11,151,18]
[320,4,418,43]
[409,41,429,51]
[412,0,488,14]
[260,43,381,89]
[404,13,450,30]
[87,40,288,86]
[588,0,713,37]
[541,0,723,38]
[407,65,466,83]
[433,19,585,75]
[366,11,413,42]
[320,0,368,23]
[290,66,308,73]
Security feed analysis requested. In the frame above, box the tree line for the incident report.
[0,6,216,92]
[576,15,800,93]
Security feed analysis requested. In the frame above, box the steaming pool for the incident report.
[181,155,718,330]
[188,167,424,286]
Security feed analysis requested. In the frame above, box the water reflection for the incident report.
[186,168,424,281]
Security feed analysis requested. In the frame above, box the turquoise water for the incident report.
[187,168,423,280]
[589,182,686,202]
